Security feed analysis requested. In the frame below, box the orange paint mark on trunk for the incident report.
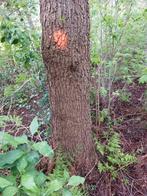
[53,30,68,49]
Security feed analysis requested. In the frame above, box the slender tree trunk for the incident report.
[40,0,96,172]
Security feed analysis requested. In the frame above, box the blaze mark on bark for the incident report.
[53,30,68,49]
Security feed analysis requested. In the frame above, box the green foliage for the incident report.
[0,0,41,69]
[67,176,85,187]
[0,177,13,188]
[117,89,131,103]
[139,75,147,84]
[100,87,107,97]
[32,141,54,157]
[29,116,39,135]
[139,68,147,84]
[0,115,52,195]
[0,115,22,127]
[2,186,18,196]
[95,132,136,179]
[99,109,110,123]
[46,157,86,196]
[0,0,46,109]
[0,117,85,196]
[89,0,147,120]
[0,132,50,195]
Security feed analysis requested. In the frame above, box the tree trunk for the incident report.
[40,0,96,172]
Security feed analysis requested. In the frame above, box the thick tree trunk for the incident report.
[40,0,96,171]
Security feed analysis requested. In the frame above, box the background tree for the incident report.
[40,0,96,171]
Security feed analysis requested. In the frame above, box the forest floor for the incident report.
[89,81,147,196]
[1,80,147,196]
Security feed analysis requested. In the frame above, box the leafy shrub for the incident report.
[95,132,136,179]
[0,131,54,195]
[0,117,86,196]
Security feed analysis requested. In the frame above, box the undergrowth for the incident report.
[95,131,136,179]
[0,116,86,196]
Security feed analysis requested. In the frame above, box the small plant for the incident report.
[46,155,86,196]
[46,168,85,195]
[0,115,22,127]
[0,117,86,195]
[99,108,111,123]
[139,67,147,84]
[118,89,131,103]
[0,131,54,195]
[95,132,136,179]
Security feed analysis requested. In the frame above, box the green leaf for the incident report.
[4,175,16,185]
[139,75,147,84]
[14,135,28,145]
[35,172,47,186]
[0,132,28,148]
[15,73,27,84]
[30,117,39,135]
[21,174,38,192]
[4,85,15,97]
[2,186,18,196]
[63,170,70,181]
[0,132,17,147]
[0,149,24,168]
[26,151,40,164]
[0,177,13,188]
[62,189,72,196]
[96,141,105,155]
[47,180,63,193]
[17,156,28,173]
[98,162,104,173]
[32,141,54,158]
[67,176,85,187]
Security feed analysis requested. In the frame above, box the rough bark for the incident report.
[40,0,97,172]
